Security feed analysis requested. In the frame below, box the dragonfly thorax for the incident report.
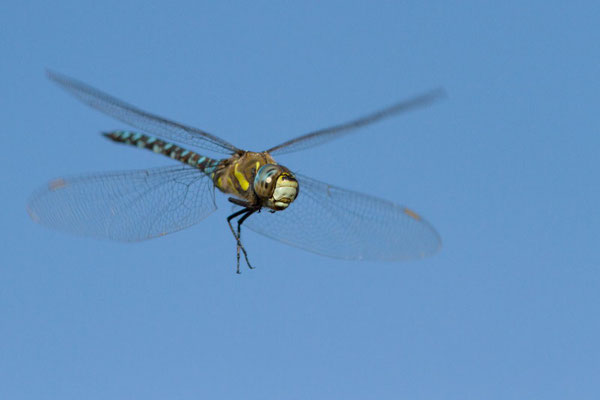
[254,164,298,211]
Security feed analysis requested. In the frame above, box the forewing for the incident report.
[266,89,444,155]
[245,173,441,261]
[47,70,241,155]
[27,166,217,242]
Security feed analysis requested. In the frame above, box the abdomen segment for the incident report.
[103,130,221,174]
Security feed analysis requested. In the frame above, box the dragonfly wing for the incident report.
[27,166,217,242]
[266,89,444,155]
[47,70,242,155]
[244,173,441,261]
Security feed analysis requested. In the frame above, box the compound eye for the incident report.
[254,164,280,198]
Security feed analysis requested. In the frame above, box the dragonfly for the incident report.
[28,71,443,273]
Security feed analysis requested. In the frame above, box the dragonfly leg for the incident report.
[226,207,258,273]
[237,208,257,269]
[227,208,247,273]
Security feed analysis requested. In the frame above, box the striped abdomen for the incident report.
[104,130,221,174]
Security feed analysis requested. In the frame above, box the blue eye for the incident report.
[255,165,273,186]
[254,164,284,194]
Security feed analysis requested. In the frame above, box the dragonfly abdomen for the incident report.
[103,130,221,174]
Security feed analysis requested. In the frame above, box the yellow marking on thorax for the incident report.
[227,176,235,191]
[404,208,422,221]
[217,176,223,189]
[234,162,250,191]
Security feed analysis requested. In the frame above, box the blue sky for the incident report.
[2,1,599,399]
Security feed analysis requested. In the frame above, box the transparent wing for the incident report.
[266,89,444,155]
[47,70,242,155]
[27,166,217,242]
[245,173,441,261]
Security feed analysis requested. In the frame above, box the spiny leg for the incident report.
[226,208,247,273]
[226,207,257,273]
[236,209,257,269]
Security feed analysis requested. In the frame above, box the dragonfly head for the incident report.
[254,164,298,210]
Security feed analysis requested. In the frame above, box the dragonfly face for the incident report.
[253,164,299,211]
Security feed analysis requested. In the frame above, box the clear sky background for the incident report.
[2,1,599,399]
